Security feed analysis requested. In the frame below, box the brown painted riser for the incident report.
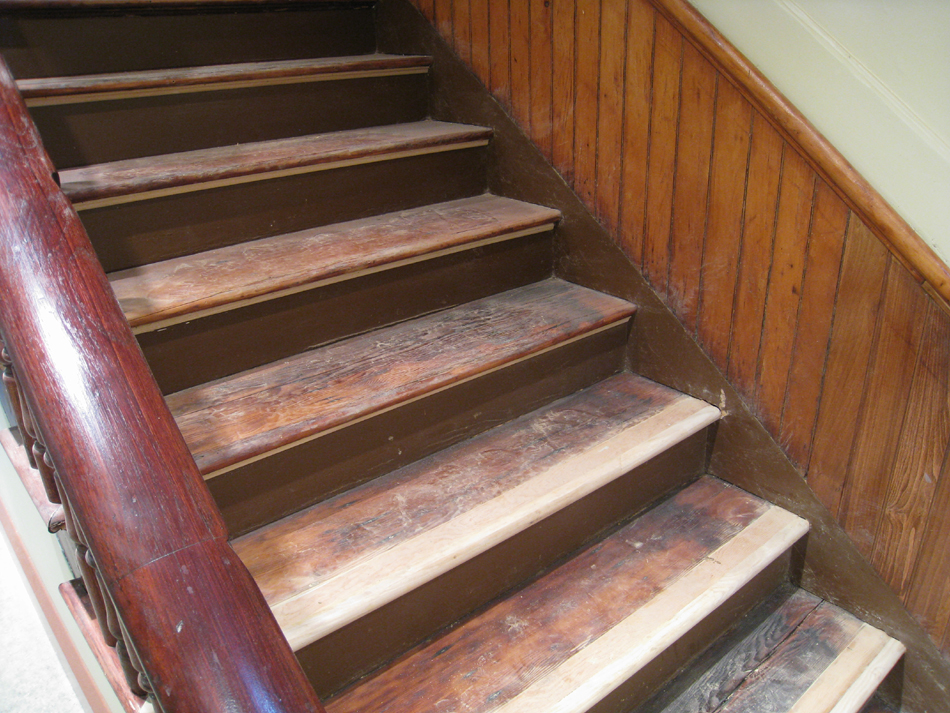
[141,234,553,394]
[0,7,376,79]
[589,558,792,713]
[82,148,488,273]
[210,323,628,536]
[30,73,429,168]
[299,434,711,697]
[634,586,822,713]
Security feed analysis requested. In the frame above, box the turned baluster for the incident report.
[31,440,62,504]
[60,483,118,649]
[0,344,37,469]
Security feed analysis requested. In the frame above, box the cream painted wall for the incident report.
[687,0,950,265]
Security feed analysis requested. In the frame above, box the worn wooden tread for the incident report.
[712,601,905,713]
[645,588,904,713]
[18,54,431,106]
[168,279,635,478]
[59,120,492,209]
[111,195,560,332]
[325,477,809,713]
[233,373,721,650]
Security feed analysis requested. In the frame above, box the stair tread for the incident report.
[233,373,721,649]
[325,477,808,713]
[110,194,560,331]
[168,279,636,477]
[59,120,492,206]
[17,54,431,103]
[713,601,904,713]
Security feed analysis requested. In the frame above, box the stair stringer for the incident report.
[373,2,950,710]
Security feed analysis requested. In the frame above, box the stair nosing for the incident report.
[267,395,722,650]
[196,317,632,481]
[116,195,560,333]
[61,120,492,210]
[485,506,810,713]
[19,54,432,106]
[790,628,905,713]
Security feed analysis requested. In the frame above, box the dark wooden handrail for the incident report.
[0,55,325,713]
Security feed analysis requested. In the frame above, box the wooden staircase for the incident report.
[3,1,905,712]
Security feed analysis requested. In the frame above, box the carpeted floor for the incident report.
[0,532,85,713]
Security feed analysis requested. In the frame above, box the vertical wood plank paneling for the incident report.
[696,78,751,367]
[529,0,553,160]
[905,449,950,647]
[434,0,454,49]
[418,1,950,657]
[617,0,654,266]
[871,302,950,594]
[594,0,627,232]
[727,113,783,399]
[642,14,681,296]
[667,42,715,333]
[551,0,576,180]
[453,0,472,65]
[755,147,815,435]
[780,179,848,469]
[469,0,490,83]
[416,0,435,22]
[508,0,530,129]
[838,260,928,558]
[806,219,889,517]
[574,1,601,205]
[488,0,510,106]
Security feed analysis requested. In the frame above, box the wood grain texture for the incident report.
[529,0,553,160]
[838,262,927,558]
[551,0,576,179]
[0,55,324,713]
[645,588,821,713]
[716,602,863,712]
[754,147,815,434]
[667,41,715,332]
[60,120,492,207]
[780,180,848,468]
[594,0,626,230]
[617,0,654,265]
[508,0,530,130]
[110,194,559,330]
[727,115,782,400]
[326,478,799,713]
[237,374,718,649]
[806,220,889,517]
[17,55,431,104]
[573,0,600,206]
[648,0,950,309]
[904,446,950,647]
[169,279,634,476]
[870,300,950,595]
[642,13,681,294]
[695,78,751,367]
[411,0,950,659]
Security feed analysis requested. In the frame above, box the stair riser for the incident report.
[142,234,553,394]
[212,324,630,535]
[31,74,429,168]
[82,148,488,273]
[592,555,793,713]
[1,8,376,79]
[299,434,711,697]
